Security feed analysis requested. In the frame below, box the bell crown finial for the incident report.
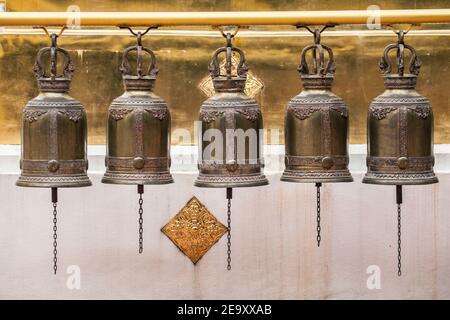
[379,28,421,89]
[33,29,74,93]
[297,25,336,90]
[120,26,159,91]
[209,29,248,93]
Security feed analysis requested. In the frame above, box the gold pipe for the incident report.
[2,28,450,37]
[0,9,450,27]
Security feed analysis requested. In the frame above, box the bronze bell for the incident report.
[195,32,267,188]
[281,26,352,246]
[363,30,438,276]
[102,27,173,253]
[16,31,91,274]
[195,31,268,270]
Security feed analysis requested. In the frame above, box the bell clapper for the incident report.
[137,184,144,254]
[315,182,322,247]
[396,185,403,276]
[51,187,58,275]
[226,187,233,271]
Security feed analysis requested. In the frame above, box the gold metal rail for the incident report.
[0,9,450,27]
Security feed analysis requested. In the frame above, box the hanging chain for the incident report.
[316,183,322,247]
[227,198,232,271]
[138,191,144,254]
[226,188,232,271]
[52,201,58,275]
[396,185,403,276]
[397,203,402,276]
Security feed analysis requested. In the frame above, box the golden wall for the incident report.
[0,0,449,144]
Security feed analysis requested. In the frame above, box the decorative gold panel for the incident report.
[161,196,227,264]
[198,55,264,98]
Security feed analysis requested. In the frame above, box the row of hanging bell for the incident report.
[17,26,437,277]
[16,27,174,274]
[282,26,437,276]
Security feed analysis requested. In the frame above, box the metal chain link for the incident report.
[52,202,58,275]
[138,192,144,254]
[316,183,321,247]
[397,203,402,276]
[227,198,232,271]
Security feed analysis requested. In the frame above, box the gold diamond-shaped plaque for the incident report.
[161,196,227,264]
[198,55,264,98]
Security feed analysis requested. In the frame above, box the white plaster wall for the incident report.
[0,145,449,299]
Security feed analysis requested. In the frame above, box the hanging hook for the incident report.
[296,24,336,77]
[385,24,415,46]
[214,26,240,77]
[119,25,159,78]
[34,26,68,79]
[216,25,240,39]
[34,25,67,38]
[296,24,335,44]
[385,23,417,38]
[118,25,159,37]
[383,24,419,77]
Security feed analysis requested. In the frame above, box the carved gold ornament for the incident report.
[161,196,227,264]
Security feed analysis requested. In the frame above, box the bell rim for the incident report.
[101,172,174,185]
[16,176,92,188]
[101,177,174,185]
[362,175,438,185]
[280,176,353,183]
[194,180,269,188]
[194,174,269,188]
[281,169,353,184]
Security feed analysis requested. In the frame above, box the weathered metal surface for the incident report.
[102,30,173,185]
[282,27,352,183]
[195,32,268,188]
[363,31,438,185]
[16,33,91,188]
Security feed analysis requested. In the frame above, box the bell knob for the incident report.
[47,160,60,173]
[397,157,409,170]
[133,157,145,170]
[321,156,334,170]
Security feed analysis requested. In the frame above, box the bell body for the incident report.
[195,40,267,188]
[102,79,173,185]
[17,91,91,188]
[195,89,268,188]
[281,76,352,183]
[363,75,437,185]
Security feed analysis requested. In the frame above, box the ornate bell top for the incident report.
[379,30,421,90]
[120,31,158,92]
[298,28,336,90]
[209,32,248,93]
[33,33,74,93]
